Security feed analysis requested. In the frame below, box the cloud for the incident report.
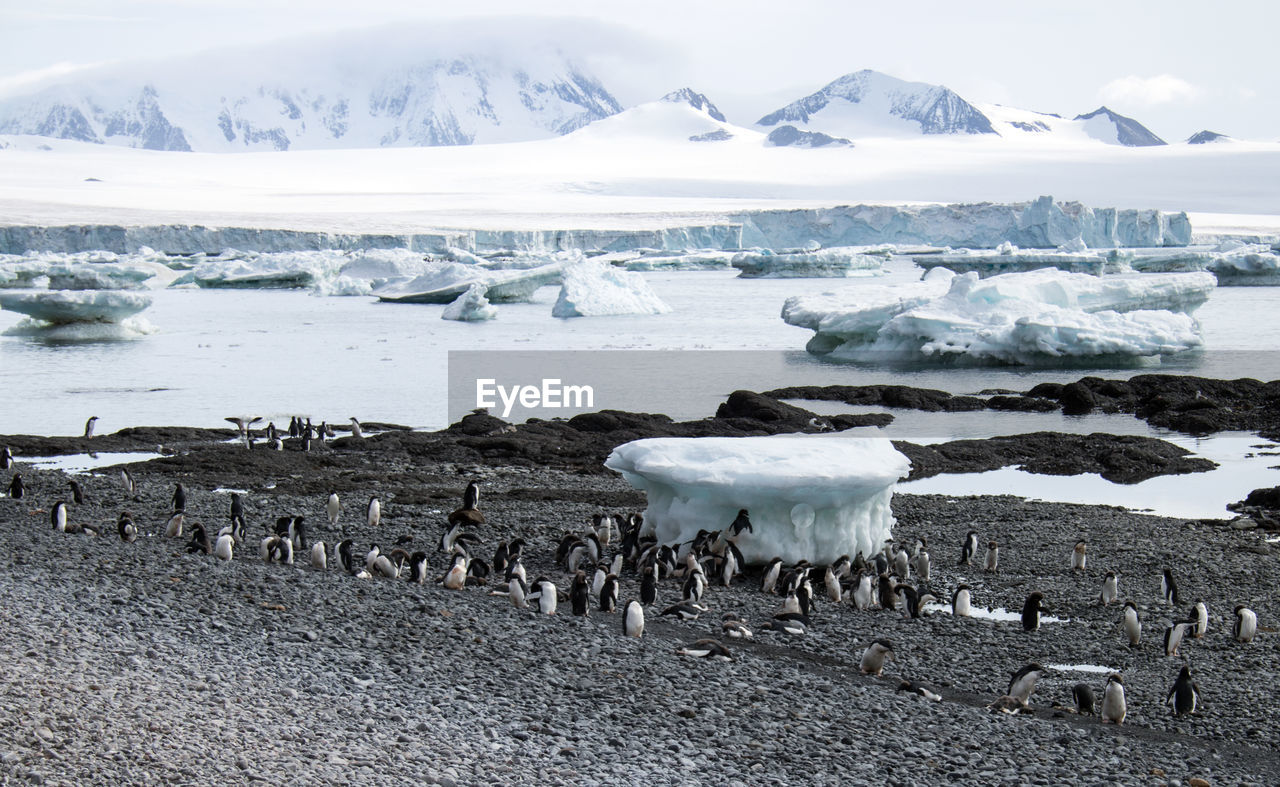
[1098,74,1202,107]
[0,61,115,99]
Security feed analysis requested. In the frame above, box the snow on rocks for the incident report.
[441,283,497,322]
[783,268,1216,364]
[606,435,911,565]
[551,260,671,318]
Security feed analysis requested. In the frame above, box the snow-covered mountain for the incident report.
[1187,130,1231,144]
[982,103,1168,147]
[1072,107,1166,146]
[0,22,623,151]
[568,88,756,144]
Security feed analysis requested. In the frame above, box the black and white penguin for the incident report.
[530,577,558,615]
[721,612,753,639]
[1099,571,1119,606]
[675,639,732,661]
[443,554,468,590]
[984,540,999,573]
[407,551,429,584]
[84,416,98,438]
[367,496,380,528]
[214,533,234,562]
[336,539,356,573]
[1164,619,1192,657]
[1071,540,1087,571]
[570,571,591,616]
[508,576,529,609]
[728,509,753,538]
[951,584,972,617]
[831,555,852,580]
[622,600,644,638]
[288,416,300,438]
[1122,600,1142,647]
[599,574,619,613]
[463,480,480,511]
[120,467,136,497]
[117,512,137,543]
[766,613,808,636]
[1161,568,1180,605]
[912,549,930,585]
[310,541,328,570]
[853,572,873,610]
[1072,683,1095,716]
[959,530,979,566]
[661,602,706,621]
[896,584,929,619]
[229,492,243,522]
[1021,591,1049,632]
[1167,665,1200,717]
[896,680,942,702]
[877,574,897,611]
[266,422,278,443]
[761,557,783,595]
[1100,673,1126,725]
[171,483,186,513]
[326,492,341,526]
[873,551,889,578]
[372,551,400,579]
[505,555,527,587]
[0,446,11,469]
[164,511,184,538]
[640,566,658,606]
[1233,605,1257,643]
[186,523,211,555]
[822,565,842,603]
[1192,600,1208,639]
[51,501,68,532]
[67,479,85,505]
[349,417,364,439]
[893,546,910,580]
[859,639,895,676]
[1007,663,1047,704]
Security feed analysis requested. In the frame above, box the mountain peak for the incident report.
[1073,106,1166,147]
[1186,129,1230,144]
[660,88,726,122]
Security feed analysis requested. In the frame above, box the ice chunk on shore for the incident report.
[552,260,671,318]
[605,436,911,565]
[0,290,152,324]
[783,268,1215,363]
[732,247,885,278]
[442,283,497,322]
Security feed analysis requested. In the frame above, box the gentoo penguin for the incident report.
[721,613,753,639]
[661,602,707,621]
[1007,663,1047,704]
[570,571,590,616]
[67,479,85,505]
[1160,568,1180,604]
[407,552,429,584]
[623,600,645,638]
[640,566,658,606]
[1071,540,1087,571]
[1099,571,1119,606]
[896,680,942,702]
[117,512,137,543]
[367,496,380,528]
[186,524,212,555]
[1072,683,1096,716]
[1167,665,1200,717]
[984,540,999,573]
[443,554,468,590]
[349,417,364,439]
[853,573,873,610]
[326,493,341,526]
[877,574,897,611]
[1021,592,1049,632]
[599,574,619,613]
[84,416,98,438]
[1164,619,1193,657]
[1100,674,1127,725]
[529,577,558,615]
[508,576,529,608]
[120,467,136,497]
[5,473,22,499]
[336,539,356,573]
[164,512,184,538]
[728,509,753,538]
[675,639,732,661]
[214,533,234,562]
[51,501,68,532]
[171,483,186,513]
[1233,605,1257,643]
[1192,600,1208,638]
[951,584,972,617]
[913,549,930,584]
[859,639,895,676]
[1122,600,1142,647]
[959,530,979,566]
[761,558,783,595]
[311,541,328,570]
[0,446,11,469]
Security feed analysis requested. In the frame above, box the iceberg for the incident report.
[783,268,1216,364]
[621,251,737,271]
[605,435,911,565]
[441,284,497,322]
[732,247,885,278]
[0,290,152,324]
[1126,242,1280,286]
[376,261,563,304]
[912,243,1112,277]
[551,260,672,318]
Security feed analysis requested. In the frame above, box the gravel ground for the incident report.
[1,438,1278,786]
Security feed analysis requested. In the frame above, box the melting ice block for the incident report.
[377,261,563,304]
[442,283,497,322]
[552,260,672,318]
[0,290,152,324]
[732,247,886,278]
[605,435,910,565]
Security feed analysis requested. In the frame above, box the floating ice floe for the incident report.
[912,241,1113,277]
[0,249,175,290]
[0,290,155,340]
[605,435,911,565]
[732,246,887,278]
[551,260,672,318]
[441,283,498,322]
[620,250,738,271]
[1126,240,1280,285]
[377,261,563,304]
[782,268,1216,364]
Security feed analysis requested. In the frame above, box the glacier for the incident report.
[551,260,671,318]
[782,268,1217,364]
[605,435,912,565]
[441,284,498,322]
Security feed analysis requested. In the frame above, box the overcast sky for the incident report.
[1,0,1276,141]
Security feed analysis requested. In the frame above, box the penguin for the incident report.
[959,530,978,566]
[1007,663,1047,704]
[448,483,485,528]
[171,483,186,513]
[951,584,972,617]
[780,590,802,617]
[164,512,184,538]
[84,416,98,438]
[1192,600,1208,639]
[896,680,942,702]
[276,536,294,565]
[326,493,341,526]
[622,600,644,638]
[727,509,753,538]
[506,556,527,587]
[6,473,24,499]
[591,565,608,598]
[873,552,889,578]
[530,577,558,615]
[831,555,852,580]
[984,540,999,573]
[1100,673,1126,724]
[877,574,896,611]
[661,602,706,621]
[311,541,328,570]
[766,614,808,636]
[675,639,732,661]
[1071,540,1087,571]
[349,417,364,439]
[721,613,753,639]
[372,553,399,579]
[1164,619,1192,657]
[1099,571,1119,606]
[364,544,381,573]
[229,493,243,522]
[896,584,931,620]
[492,541,510,577]
[570,571,590,616]
[67,479,85,505]
[893,546,910,580]
[988,696,1030,715]
[214,533,234,562]
[1160,568,1180,605]
[117,512,137,543]
[1122,600,1142,647]
[443,554,468,590]
[407,552,429,584]
[463,480,480,511]
[51,501,68,532]
[681,563,707,603]
[719,546,740,588]
[336,539,356,573]
[186,523,211,555]
[266,422,278,443]
[640,566,658,606]
[599,574,619,613]
[1233,605,1257,643]
[367,496,380,528]
[761,557,783,595]
[853,573,873,611]
[120,467,136,497]
[288,416,300,438]
[1072,683,1096,716]
[859,639,895,676]
[823,565,842,603]
[1021,591,1049,632]
[0,446,11,469]
[1167,665,1200,717]
[912,549,930,585]
[592,513,614,547]
[508,576,529,608]
[226,515,246,545]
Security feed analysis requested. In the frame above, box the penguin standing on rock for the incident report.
[311,541,328,570]
[51,501,69,532]
[1192,600,1208,639]
[1161,568,1180,605]
[5,474,22,500]
[1233,605,1258,643]
[570,571,590,616]
[84,416,98,438]
[407,552,429,584]
[120,468,137,498]
[172,483,186,514]
[623,600,645,638]
[1101,674,1127,724]
[214,534,234,562]
[860,639,895,676]
[164,512,184,538]
[599,574,619,613]
[1167,665,1201,716]
[0,446,12,469]
[1021,592,1049,632]
[1007,663,1047,705]
[68,480,85,505]
[1099,571,1119,606]
[959,530,979,566]
[327,493,341,527]
[853,573,873,611]
[951,584,972,617]
[1164,619,1193,657]
[761,558,783,595]
[117,512,138,543]
[1071,540,1087,571]
[984,540,999,573]
[367,496,381,529]
[1072,683,1096,715]
[1122,600,1142,647]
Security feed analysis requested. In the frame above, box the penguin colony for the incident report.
[1,428,1270,739]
